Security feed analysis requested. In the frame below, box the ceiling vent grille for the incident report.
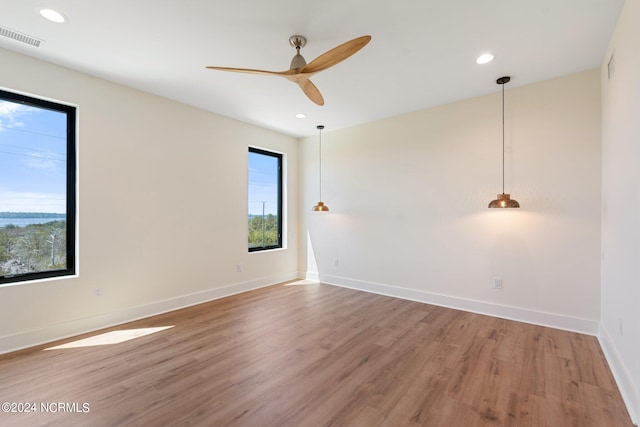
[0,25,43,47]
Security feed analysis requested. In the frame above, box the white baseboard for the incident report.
[318,274,599,335]
[0,272,299,355]
[598,323,640,426]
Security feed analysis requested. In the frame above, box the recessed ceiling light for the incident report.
[295,113,306,119]
[39,8,66,23]
[476,53,494,64]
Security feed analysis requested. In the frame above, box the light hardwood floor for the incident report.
[0,282,633,426]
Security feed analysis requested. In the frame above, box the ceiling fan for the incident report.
[206,35,371,106]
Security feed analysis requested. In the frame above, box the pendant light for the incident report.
[312,125,329,211]
[488,76,520,208]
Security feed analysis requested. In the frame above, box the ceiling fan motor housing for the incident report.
[290,53,307,70]
[289,35,307,70]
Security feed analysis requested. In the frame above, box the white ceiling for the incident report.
[0,0,624,137]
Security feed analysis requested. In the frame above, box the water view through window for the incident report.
[0,89,76,284]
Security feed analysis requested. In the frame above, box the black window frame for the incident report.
[0,88,77,285]
[248,147,283,252]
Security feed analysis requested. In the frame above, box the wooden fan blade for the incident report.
[296,79,324,106]
[205,66,292,77]
[301,35,371,75]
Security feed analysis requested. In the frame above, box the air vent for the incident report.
[0,25,43,47]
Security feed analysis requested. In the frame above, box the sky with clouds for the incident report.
[0,99,67,214]
[248,150,279,216]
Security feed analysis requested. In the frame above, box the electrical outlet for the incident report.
[95,288,102,297]
[493,278,503,290]
[334,258,339,267]
[236,264,242,273]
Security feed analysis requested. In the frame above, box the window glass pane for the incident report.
[248,148,282,251]
[0,89,76,284]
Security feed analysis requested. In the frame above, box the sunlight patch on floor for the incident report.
[284,279,319,286]
[44,326,174,350]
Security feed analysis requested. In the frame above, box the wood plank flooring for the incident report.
[0,282,633,426]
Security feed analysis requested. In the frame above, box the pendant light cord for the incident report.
[317,125,324,201]
[488,76,519,208]
[502,81,505,194]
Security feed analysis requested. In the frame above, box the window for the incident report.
[0,88,76,285]
[248,147,282,252]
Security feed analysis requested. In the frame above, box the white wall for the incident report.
[600,0,640,423]
[300,70,602,333]
[0,48,299,353]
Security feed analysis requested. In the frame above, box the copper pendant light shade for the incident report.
[312,201,329,212]
[488,193,520,208]
[489,76,520,209]
[312,125,329,212]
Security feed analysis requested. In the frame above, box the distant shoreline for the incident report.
[0,212,66,219]
[0,214,66,228]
